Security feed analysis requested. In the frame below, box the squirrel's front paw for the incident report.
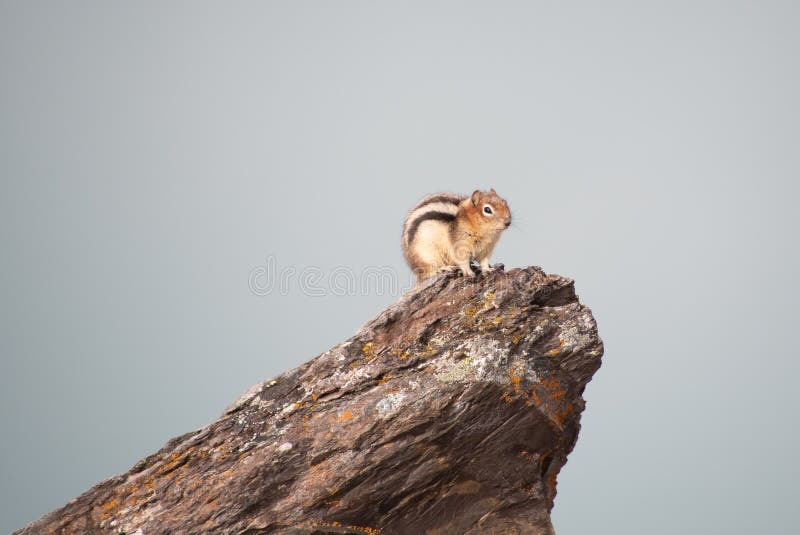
[438,266,465,278]
[475,262,497,276]
[455,264,474,278]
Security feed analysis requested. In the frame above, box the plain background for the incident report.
[2,1,798,533]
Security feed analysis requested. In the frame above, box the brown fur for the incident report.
[402,188,511,282]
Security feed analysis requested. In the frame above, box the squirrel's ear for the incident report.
[489,188,497,195]
[471,190,480,207]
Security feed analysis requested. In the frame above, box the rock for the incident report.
[16,267,603,535]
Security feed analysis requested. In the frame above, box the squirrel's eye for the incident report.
[483,205,493,215]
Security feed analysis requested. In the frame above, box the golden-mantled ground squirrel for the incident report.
[402,188,512,282]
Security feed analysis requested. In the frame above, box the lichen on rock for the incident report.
[16,266,603,535]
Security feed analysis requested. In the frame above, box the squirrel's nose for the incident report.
[504,218,511,228]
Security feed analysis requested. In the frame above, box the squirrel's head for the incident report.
[468,188,512,231]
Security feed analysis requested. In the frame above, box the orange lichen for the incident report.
[501,371,575,429]
[361,342,379,361]
[528,376,574,428]
[98,498,119,519]
[338,410,354,421]
[294,521,381,534]
[547,473,558,495]
[508,367,523,393]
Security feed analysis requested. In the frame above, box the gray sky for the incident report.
[1,1,798,533]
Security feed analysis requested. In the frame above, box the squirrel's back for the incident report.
[401,192,466,251]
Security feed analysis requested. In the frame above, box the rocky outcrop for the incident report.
[17,267,603,535]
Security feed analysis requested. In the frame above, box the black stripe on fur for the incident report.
[406,211,456,245]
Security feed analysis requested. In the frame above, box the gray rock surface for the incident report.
[17,266,603,535]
